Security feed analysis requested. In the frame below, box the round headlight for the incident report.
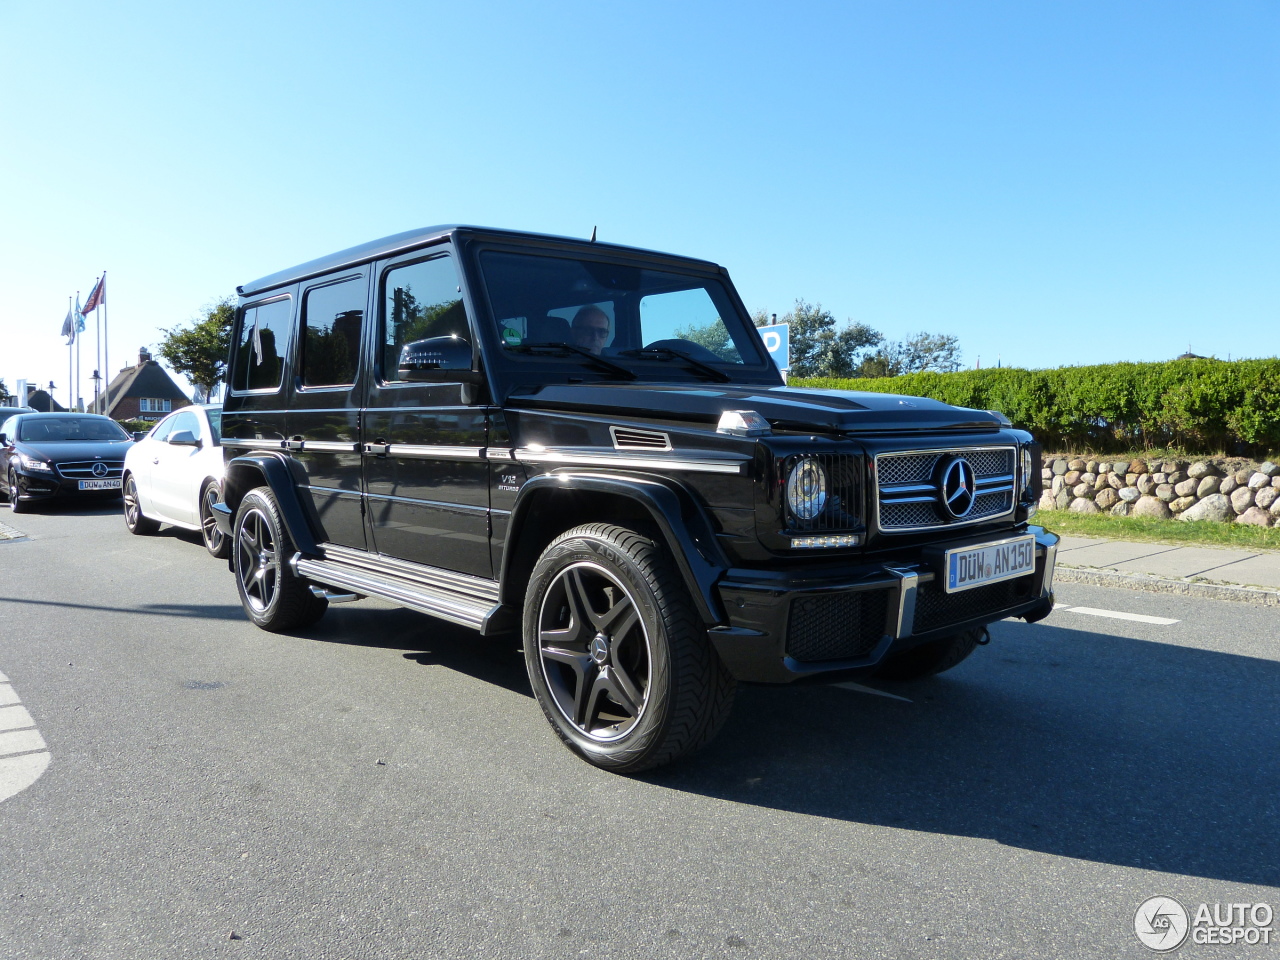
[786,457,828,520]
[1021,447,1034,496]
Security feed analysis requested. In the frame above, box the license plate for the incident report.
[944,535,1036,593]
[78,478,122,491]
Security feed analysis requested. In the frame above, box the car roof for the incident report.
[237,225,720,298]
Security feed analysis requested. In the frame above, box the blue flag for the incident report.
[75,295,86,333]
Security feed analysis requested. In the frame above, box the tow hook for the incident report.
[975,627,991,646]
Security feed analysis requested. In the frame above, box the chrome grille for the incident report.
[781,453,861,533]
[55,460,125,479]
[876,446,1015,533]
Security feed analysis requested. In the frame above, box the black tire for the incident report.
[122,473,159,534]
[874,627,983,681]
[8,469,28,514]
[523,523,736,773]
[199,481,231,559]
[232,486,327,632]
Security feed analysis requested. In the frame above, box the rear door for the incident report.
[285,271,369,549]
[362,248,491,576]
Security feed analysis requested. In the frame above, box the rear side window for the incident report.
[301,276,366,387]
[381,256,469,382]
[233,297,292,392]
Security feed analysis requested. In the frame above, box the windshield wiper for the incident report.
[619,347,733,383]
[507,342,637,380]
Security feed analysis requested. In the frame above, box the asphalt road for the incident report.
[1,503,1277,960]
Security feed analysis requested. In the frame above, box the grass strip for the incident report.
[1037,511,1280,550]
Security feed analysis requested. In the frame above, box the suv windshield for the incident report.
[18,416,130,442]
[479,250,769,379]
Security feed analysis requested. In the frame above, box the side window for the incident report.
[149,415,176,442]
[382,256,469,382]
[640,288,743,363]
[166,411,199,441]
[233,297,292,392]
[301,276,365,387]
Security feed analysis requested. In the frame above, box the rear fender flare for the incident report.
[221,453,320,556]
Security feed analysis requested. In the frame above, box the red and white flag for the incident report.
[82,273,106,313]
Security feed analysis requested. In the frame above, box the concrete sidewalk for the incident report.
[1054,535,1280,604]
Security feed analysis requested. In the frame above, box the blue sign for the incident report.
[757,323,790,371]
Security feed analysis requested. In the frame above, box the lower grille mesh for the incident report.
[913,574,1036,634]
[786,590,889,662]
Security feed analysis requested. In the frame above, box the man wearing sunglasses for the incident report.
[570,305,611,355]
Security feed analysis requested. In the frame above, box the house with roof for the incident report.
[25,389,67,413]
[91,347,191,421]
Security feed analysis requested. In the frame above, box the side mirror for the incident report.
[0,433,7,444]
[169,430,200,447]
[132,431,145,442]
[397,336,483,384]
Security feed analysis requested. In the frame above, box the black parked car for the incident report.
[0,413,133,513]
[214,225,1057,772]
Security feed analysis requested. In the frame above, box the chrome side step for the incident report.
[290,549,514,635]
[309,585,363,603]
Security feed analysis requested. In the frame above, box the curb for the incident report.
[1055,564,1280,606]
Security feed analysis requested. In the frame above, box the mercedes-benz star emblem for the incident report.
[938,456,976,519]
[91,462,109,477]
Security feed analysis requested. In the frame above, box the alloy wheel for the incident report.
[537,561,652,742]
[236,507,279,613]
[123,477,141,527]
[201,485,224,553]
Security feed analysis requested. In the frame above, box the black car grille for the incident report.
[912,574,1036,634]
[876,447,1015,532]
[55,460,125,479]
[786,590,889,662]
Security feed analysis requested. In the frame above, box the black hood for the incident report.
[507,382,1004,435]
[18,439,133,462]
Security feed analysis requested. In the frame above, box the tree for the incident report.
[859,331,962,377]
[158,297,236,396]
[0,379,10,403]
[756,300,883,378]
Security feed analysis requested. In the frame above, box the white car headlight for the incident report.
[19,454,52,472]
[786,457,828,520]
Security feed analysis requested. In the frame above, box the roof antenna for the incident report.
[589,225,597,242]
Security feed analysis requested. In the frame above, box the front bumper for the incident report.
[9,468,123,503]
[709,526,1058,683]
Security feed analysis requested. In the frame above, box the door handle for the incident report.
[363,439,389,457]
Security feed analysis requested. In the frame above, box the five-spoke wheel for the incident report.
[523,523,735,773]
[200,481,230,559]
[122,474,158,534]
[232,486,327,631]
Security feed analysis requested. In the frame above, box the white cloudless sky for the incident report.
[1,1,1275,407]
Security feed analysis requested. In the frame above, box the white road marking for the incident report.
[0,673,51,803]
[833,682,913,703]
[1055,604,1180,626]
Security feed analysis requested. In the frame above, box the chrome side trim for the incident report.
[364,492,488,514]
[299,484,362,501]
[384,444,484,460]
[485,447,514,460]
[885,564,919,639]
[224,438,284,450]
[303,440,359,452]
[318,543,500,602]
[514,448,747,475]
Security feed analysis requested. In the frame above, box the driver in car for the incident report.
[570,306,611,355]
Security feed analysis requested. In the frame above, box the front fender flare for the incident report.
[502,472,729,624]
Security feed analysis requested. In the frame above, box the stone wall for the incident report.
[1038,457,1280,527]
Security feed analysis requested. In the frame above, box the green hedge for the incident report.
[798,358,1280,455]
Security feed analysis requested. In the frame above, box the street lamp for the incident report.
[90,370,102,413]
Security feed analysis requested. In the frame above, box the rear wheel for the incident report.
[199,481,230,559]
[523,523,736,773]
[874,628,983,681]
[122,474,159,534]
[233,486,327,632]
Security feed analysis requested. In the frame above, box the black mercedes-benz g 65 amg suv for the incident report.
[214,225,1056,772]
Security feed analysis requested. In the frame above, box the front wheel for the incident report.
[122,474,159,534]
[523,523,736,773]
[233,486,327,632]
[199,481,230,559]
[874,628,983,681]
[8,469,28,514]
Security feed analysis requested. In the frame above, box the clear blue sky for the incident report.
[1,1,1275,407]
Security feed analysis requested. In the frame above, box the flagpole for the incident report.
[95,279,101,412]
[68,297,73,413]
[102,272,111,419]
[75,292,81,413]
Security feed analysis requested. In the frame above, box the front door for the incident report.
[285,271,369,549]
[362,249,491,577]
